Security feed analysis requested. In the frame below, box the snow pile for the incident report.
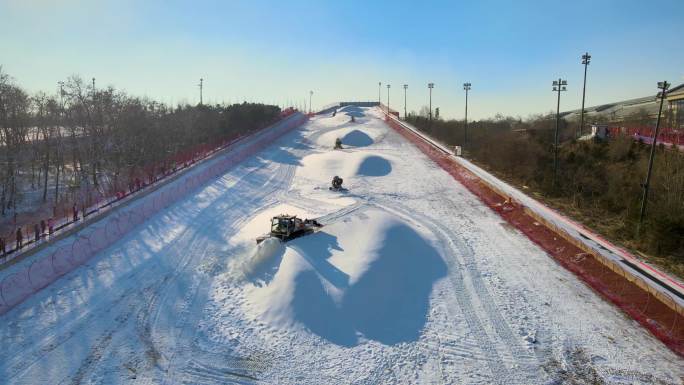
[314,111,357,129]
[356,155,392,176]
[338,105,365,118]
[229,204,318,282]
[240,237,284,283]
[341,129,374,147]
[315,126,385,149]
[296,151,394,184]
[243,209,447,346]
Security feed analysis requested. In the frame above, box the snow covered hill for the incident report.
[0,106,681,384]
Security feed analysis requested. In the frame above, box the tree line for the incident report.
[406,110,684,275]
[0,67,281,240]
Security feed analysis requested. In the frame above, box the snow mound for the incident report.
[315,111,359,128]
[314,119,385,149]
[244,209,446,346]
[341,129,373,147]
[240,237,285,284]
[338,105,365,118]
[296,152,394,185]
[356,155,392,176]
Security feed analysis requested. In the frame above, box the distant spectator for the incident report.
[40,219,47,236]
[72,204,78,222]
[0,237,5,256]
[16,228,23,250]
[34,224,40,243]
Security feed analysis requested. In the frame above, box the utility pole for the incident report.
[91,78,96,105]
[463,82,471,146]
[198,78,204,105]
[638,81,670,232]
[403,84,408,119]
[552,78,567,191]
[378,82,382,105]
[309,90,313,114]
[428,82,434,125]
[579,52,591,138]
[58,81,65,112]
[386,84,391,116]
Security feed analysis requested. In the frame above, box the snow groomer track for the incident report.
[0,106,681,384]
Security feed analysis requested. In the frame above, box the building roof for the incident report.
[667,83,684,100]
[669,83,684,93]
[562,83,684,120]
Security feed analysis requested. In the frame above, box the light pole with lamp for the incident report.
[638,80,670,232]
[463,82,471,146]
[403,84,408,119]
[428,82,434,125]
[386,84,391,116]
[579,52,591,138]
[309,90,313,114]
[198,78,204,105]
[552,78,567,191]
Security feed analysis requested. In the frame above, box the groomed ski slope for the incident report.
[1,106,682,384]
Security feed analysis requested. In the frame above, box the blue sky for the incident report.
[1,0,682,119]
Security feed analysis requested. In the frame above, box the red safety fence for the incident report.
[608,125,684,147]
[0,112,307,315]
[0,110,305,267]
[384,113,684,357]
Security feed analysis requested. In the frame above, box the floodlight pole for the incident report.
[198,78,204,105]
[552,78,567,191]
[428,82,434,126]
[403,84,408,119]
[386,84,390,116]
[309,90,313,114]
[378,82,382,105]
[463,82,471,146]
[91,78,96,105]
[579,52,591,138]
[638,80,670,231]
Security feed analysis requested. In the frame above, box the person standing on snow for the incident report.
[16,227,23,250]
[34,224,40,243]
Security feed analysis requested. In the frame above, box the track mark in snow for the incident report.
[178,357,267,384]
[151,138,305,384]
[376,201,542,384]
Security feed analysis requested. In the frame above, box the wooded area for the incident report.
[0,67,281,245]
[407,111,684,275]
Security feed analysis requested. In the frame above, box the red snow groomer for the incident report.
[256,215,322,244]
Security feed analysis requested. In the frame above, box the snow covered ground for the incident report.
[0,106,682,384]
